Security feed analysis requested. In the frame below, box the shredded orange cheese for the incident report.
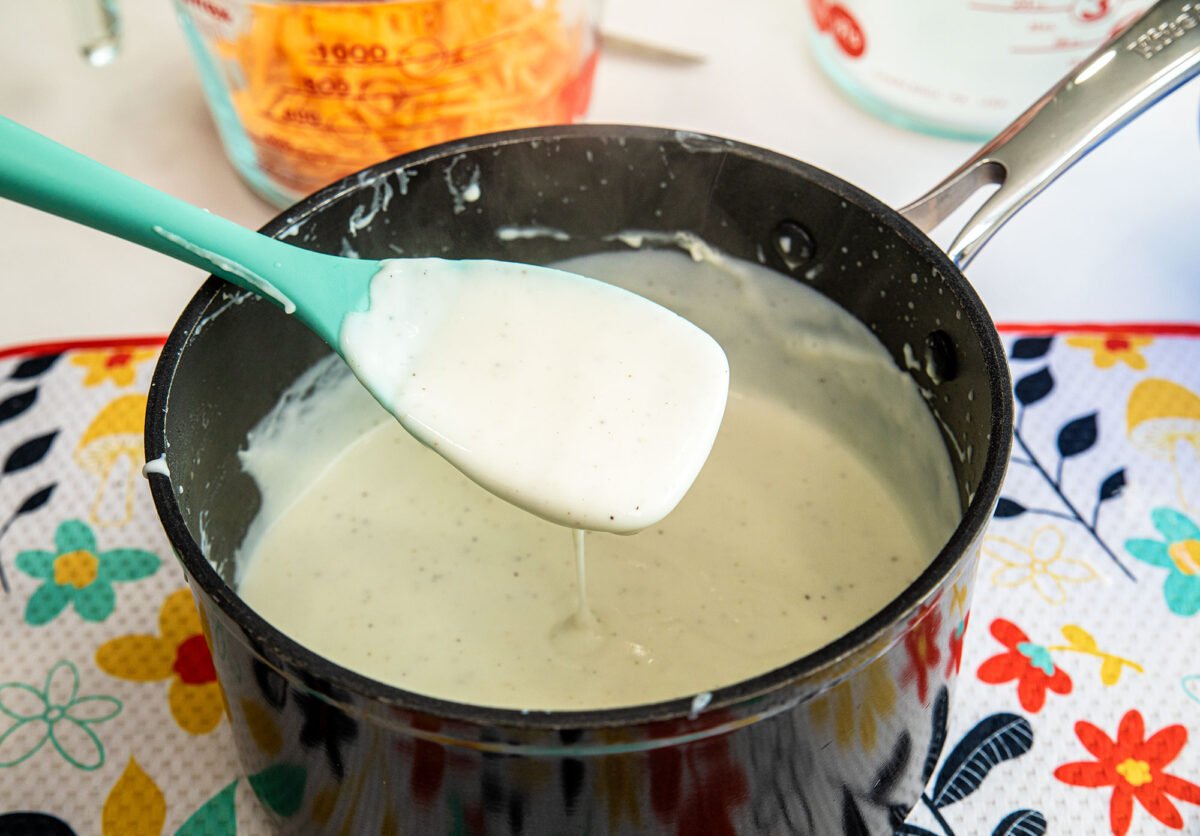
[210,0,596,197]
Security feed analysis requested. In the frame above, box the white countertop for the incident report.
[2,0,1197,347]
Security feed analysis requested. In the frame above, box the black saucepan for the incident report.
[145,5,1199,833]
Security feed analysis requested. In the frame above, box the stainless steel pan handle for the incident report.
[901,0,1200,268]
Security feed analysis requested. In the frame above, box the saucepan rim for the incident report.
[145,123,1013,734]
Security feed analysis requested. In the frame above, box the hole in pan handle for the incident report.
[901,0,1200,269]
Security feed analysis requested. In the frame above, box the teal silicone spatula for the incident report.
[0,117,374,348]
[0,117,731,534]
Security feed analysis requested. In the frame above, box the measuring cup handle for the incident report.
[901,0,1200,269]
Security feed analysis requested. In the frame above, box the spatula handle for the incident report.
[0,117,374,345]
[0,117,292,289]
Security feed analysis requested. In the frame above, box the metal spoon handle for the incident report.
[901,0,1200,268]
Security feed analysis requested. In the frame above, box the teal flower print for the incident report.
[1126,508,1200,616]
[1017,641,1056,676]
[0,660,122,770]
[14,519,159,625]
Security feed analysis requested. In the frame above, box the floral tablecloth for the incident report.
[0,326,1198,835]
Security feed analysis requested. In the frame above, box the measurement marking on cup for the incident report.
[278,76,477,104]
[304,31,520,75]
[968,2,1075,13]
[1125,2,1198,58]
[1009,36,1107,53]
[180,0,233,23]
[311,42,390,64]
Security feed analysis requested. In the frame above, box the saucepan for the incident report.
[145,3,1200,833]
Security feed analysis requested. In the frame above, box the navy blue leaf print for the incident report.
[8,354,61,380]
[870,731,911,803]
[841,786,869,836]
[931,713,1033,808]
[895,825,939,836]
[1057,413,1098,458]
[991,808,1047,836]
[887,804,911,831]
[3,431,58,475]
[296,681,358,779]
[0,389,36,424]
[252,658,288,709]
[994,498,1026,518]
[1009,337,1052,360]
[0,812,76,835]
[922,687,950,785]
[0,483,57,593]
[561,758,585,810]
[1098,469,1126,502]
[1014,368,1053,407]
[15,484,56,516]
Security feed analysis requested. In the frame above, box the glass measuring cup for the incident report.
[803,0,1153,139]
[174,0,600,206]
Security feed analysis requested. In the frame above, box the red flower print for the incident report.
[408,715,446,805]
[173,634,218,684]
[95,589,225,734]
[1065,333,1152,370]
[977,619,1071,713]
[901,603,942,704]
[70,346,158,387]
[1055,710,1200,835]
[946,612,970,678]
[648,714,749,835]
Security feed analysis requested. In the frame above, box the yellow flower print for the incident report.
[984,525,1098,604]
[1065,334,1153,370]
[95,589,226,735]
[74,394,146,527]
[950,581,969,620]
[70,347,158,388]
[102,757,165,835]
[241,698,283,755]
[1127,379,1200,512]
[810,655,896,752]
[596,729,644,831]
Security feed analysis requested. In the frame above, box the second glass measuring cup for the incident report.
[175,0,600,206]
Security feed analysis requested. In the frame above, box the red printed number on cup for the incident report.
[809,1,866,59]
[829,6,866,57]
[1073,0,1110,23]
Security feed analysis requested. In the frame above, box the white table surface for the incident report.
[1,0,1197,348]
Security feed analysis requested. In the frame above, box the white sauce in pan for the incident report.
[237,249,959,711]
